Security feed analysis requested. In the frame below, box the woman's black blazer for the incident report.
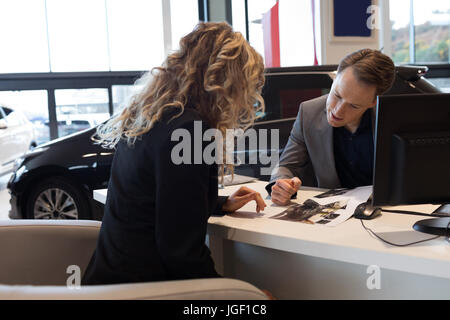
[82,108,228,285]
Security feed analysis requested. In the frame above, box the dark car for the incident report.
[7,128,113,220]
[7,65,442,220]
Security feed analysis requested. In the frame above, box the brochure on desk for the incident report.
[270,186,373,227]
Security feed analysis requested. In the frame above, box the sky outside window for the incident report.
[46,0,110,72]
[0,0,50,73]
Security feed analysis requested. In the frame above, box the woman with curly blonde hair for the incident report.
[82,22,267,285]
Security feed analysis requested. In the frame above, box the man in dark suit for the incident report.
[267,49,396,205]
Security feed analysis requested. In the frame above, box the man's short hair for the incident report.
[337,49,396,97]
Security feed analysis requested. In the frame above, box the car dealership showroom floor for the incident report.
[0,173,12,220]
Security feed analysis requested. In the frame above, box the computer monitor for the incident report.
[372,93,450,236]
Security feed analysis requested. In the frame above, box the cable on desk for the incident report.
[359,219,441,247]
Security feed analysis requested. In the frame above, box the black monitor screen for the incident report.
[372,93,450,207]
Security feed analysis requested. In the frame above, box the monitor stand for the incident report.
[413,217,450,237]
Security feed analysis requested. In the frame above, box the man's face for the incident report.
[326,67,377,133]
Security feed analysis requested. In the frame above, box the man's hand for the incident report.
[222,186,267,213]
[271,177,302,205]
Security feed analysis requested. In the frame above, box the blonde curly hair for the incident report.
[96,22,265,178]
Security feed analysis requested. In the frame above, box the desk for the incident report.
[93,182,450,299]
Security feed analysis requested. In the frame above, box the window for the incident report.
[234,0,317,67]
[278,1,316,67]
[170,0,199,50]
[0,1,202,146]
[0,90,49,144]
[0,0,200,73]
[231,0,247,37]
[46,0,110,72]
[106,0,165,71]
[246,0,277,59]
[390,0,411,64]
[112,84,144,115]
[413,0,449,63]
[390,0,449,64]
[0,0,50,73]
[54,89,110,138]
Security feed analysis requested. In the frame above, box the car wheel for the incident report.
[26,177,91,220]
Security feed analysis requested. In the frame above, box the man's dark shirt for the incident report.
[333,109,374,189]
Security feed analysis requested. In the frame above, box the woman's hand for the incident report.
[222,186,267,213]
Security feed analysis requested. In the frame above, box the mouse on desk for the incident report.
[353,202,382,220]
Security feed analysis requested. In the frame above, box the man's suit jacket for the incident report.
[269,94,376,189]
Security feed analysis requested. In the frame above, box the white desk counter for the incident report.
[93,182,450,299]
